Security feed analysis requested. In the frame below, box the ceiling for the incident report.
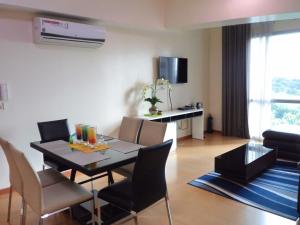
[1,0,300,30]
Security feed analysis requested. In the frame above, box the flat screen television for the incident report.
[158,57,188,84]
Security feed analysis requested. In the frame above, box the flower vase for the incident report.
[149,105,158,115]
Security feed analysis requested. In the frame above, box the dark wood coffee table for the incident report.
[215,143,277,183]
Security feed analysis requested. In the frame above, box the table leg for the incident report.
[108,170,114,185]
[70,169,77,182]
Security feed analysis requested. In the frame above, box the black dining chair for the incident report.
[96,139,173,225]
[37,119,114,186]
[37,119,71,171]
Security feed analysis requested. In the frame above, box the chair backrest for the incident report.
[0,137,22,194]
[9,142,43,214]
[118,117,143,143]
[138,120,167,146]
[37,119,70,143]
[131,139,173,212]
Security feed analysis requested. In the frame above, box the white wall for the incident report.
[208,28,222,131]
[0,10,209,189]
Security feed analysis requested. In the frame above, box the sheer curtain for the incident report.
[248,23,273,140]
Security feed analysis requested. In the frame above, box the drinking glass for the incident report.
[88,126,97,146]
[75,124,83,141]
[97,128,105,143]
[82,125,89,143]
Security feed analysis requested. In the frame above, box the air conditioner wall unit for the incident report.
[33,17,106,47]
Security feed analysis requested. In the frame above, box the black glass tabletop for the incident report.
[215,143,274,165]
[30,138,143,177]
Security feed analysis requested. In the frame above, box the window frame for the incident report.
[271,99,300,104]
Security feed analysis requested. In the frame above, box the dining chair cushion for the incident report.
[0,137,23,194]
[119,117,143,143]
[42,180,93,215]
[138,120,167,146]
[37,169,67,188]
[98,179,133,211]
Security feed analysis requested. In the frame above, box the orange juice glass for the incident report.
[75,124,83,141]
[88,127,97,145]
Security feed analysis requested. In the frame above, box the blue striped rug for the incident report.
[189,161,299,220]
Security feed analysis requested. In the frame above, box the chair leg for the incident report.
[90,200,95,225]
[69,207,73,219]
[20,197,24,225]
[90,177,94,190]
[165,195,173,225]
[7,186,12,222]
[70,169,77,182]
[96,199,102,225]
[133,215,138,225]
[108,170,114,185]
[22,199,27,225]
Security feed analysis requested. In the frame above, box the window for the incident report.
[249,28,300,139]
[268,33,300,132]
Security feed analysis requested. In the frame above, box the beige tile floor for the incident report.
[0,133,298,225]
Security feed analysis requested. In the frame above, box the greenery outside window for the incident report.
[269,32,300,132]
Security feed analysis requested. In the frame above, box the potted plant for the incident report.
[142,78,171,115]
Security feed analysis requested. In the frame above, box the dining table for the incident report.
[30,136,144,225]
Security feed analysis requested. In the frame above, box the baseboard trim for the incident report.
[177,135,192,141]
[205,130,222,135]
[0,186,11,195]
[178,131,222,142]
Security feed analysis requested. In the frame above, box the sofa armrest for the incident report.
[262,130,300,143]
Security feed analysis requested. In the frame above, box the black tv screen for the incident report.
[158,57,188,84]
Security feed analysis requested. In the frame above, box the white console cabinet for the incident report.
[138,109,204,151]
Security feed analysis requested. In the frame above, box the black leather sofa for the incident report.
[262,129,300,161]
[262,129,300,214]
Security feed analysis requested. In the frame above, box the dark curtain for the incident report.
[222,24,250,139]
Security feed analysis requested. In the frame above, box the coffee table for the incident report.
[215,143,277,183]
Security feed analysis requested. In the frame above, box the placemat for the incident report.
[36,140,110,166]
[61,151,110,166]
[69,143,110,153]
[109,140,144,154]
